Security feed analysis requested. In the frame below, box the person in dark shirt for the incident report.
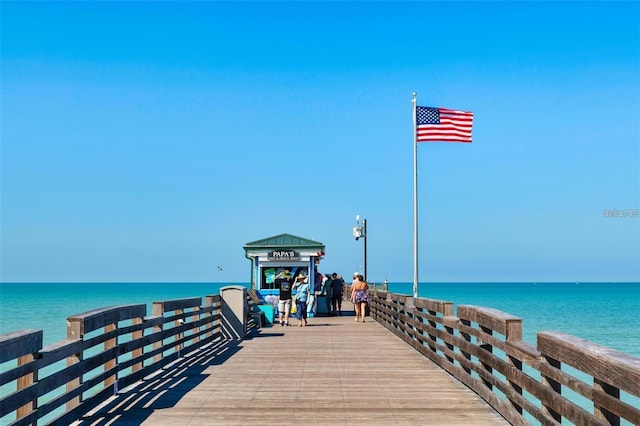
[330,273,344,315]
[275,270,293,326]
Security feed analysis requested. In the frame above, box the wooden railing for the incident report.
[368,290,640,426]
[1,295,223,426]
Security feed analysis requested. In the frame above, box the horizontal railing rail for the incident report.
[1,295,223,426]
[368,290,640,426]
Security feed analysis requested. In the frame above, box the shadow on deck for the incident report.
[75,306,508,426]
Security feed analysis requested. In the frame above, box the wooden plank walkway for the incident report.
[76,303,510,425]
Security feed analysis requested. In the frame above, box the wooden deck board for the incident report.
[77,305,510,425]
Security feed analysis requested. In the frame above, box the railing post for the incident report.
[104,322,117,389]
[205,295,216,338]
[397,295,406,337]
[442,303,454,364]
[594,379,620,425]
[132,316,143,373]
[479,325,493,390]
[152,302,164,363]
[541,354,562,422]
[16,353,37,419]
[66,318,84,410]
[427,308,437,353]
[460,319,472,375]
[2,330,43,423]
[191,306,201,345]
[176,308,184,354]
[414,304,425,349]
[505,319,523,414]
[405,296,415,342]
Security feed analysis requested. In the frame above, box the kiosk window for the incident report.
[261,266,309,290]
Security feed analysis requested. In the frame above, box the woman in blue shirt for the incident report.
[292,273,311,327]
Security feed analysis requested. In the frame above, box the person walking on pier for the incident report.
[321,273,333,315]
[330,273,344,315]
[350,274,369,322]
[293,273,311,326]
[275,270,293,326]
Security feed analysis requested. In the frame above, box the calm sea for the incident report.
[1,282,638,357]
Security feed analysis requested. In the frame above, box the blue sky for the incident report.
[1,1,638,283]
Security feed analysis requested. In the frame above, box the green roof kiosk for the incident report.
[243,233,325,293]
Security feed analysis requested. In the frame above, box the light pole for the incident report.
[353,215,367,281]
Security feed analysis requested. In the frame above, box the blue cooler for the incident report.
[258,304,275,324]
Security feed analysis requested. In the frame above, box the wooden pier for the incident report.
[74,303,509,425]
[3,287,639,425]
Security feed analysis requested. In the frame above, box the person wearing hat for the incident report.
[275,270,293,326]
[351,272,360,297]
[292,273,311,326]
[350,274,369,322]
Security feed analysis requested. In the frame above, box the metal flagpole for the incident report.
[363,219,367,281]
[412,92,419,298]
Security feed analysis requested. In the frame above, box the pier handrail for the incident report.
[368,289,640,426]
[1,295,223,426]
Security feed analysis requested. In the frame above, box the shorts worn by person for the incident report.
[275,270,293,326]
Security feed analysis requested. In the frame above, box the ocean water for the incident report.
[1,281,638,357]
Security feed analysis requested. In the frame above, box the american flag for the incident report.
[416,106,473,143]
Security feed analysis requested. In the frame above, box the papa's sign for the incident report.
[267,250,299,261]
